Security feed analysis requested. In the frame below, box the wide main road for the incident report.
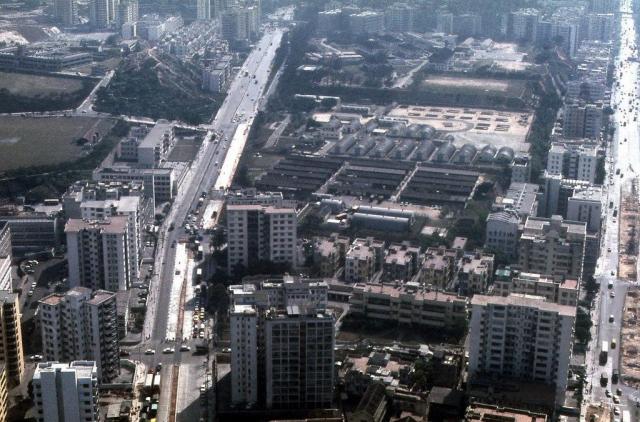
[586,0,640,417]
[129,28,285,422]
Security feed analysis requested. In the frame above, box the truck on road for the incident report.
[600,341,609,365]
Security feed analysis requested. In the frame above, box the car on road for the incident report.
[610,315,615,323]
[611,291,616,298]
[614,406,620,415]
[221,347,231,353]
[616,388,622,396]
[606,389,611,397]
[30,355,43,361]
[163,347,175,354]
[613,396,620,404]
[180,345,191,352]
[145,349,156,355]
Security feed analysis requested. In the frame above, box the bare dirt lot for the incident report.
[622,288,640,386]
[618,180,638,280]
[0,116,114,172]
[421,75,528,97]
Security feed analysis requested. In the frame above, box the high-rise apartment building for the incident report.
[264,307,334,409]
[562,101,603,139]
[585,13,614,41]
[78,197,141,283]
[518,215,586,280]
[485,211,520,259]
[220,6,260,41]
[54,0,77,26]
[468,294,575,404]
[226,195,297,275]
[32,361,99,422]
[66,218,130,291]
[89,0,116,28]
[230,304,258,405]
[0,292,23,387]
[0,224,11,291]
[0,364,6,422]
[115,0,138,26]
[39,288,119,383]
[197,0,211,20]
[546,142,598,183]
[540,172,591,218]
[510,9,539,41]
[384,3,415,32]
[229,277,335,409]
[566,186,602,233]
[436,12,453,33]
[349,11,385,34]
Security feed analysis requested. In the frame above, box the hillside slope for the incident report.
[95,49,220,124]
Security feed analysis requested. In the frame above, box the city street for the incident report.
[124,28,286,422]
[585,0,640,418]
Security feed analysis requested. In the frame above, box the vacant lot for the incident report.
[421,75,528,97]
[0,116,114,171]
[0,72,87,97]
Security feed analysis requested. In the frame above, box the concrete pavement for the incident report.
[585,0,640,419]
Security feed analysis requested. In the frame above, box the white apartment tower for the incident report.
[32,361,99,422]
[518,215,586,280]
[546,142,598,183]
[38,288,119,383]
[65,217,130,291]
[468,294,575,404]
[230,305,258,405]
[79,197,141,283]
[229,277,335,409]
[226,198,297,275]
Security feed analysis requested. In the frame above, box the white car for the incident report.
[162,347,175,354]
[180,345,191,352]
[145,349,156,355]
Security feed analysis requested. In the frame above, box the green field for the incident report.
[0,72,88,96]
[0,116,115,172]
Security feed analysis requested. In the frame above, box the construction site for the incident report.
[618,179,639,280]
[621,288,640,386]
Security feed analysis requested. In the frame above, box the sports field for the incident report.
[0,116,114,172]
[0,71,88,97]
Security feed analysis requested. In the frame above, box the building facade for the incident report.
[0,292,24,386]
[468,294,575,404]
[518,215,586,280]
[229,277,335,409]
[38,288,119,383]
[32,361,99,422]
[66,218,130,291]
[226,202,297,275]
